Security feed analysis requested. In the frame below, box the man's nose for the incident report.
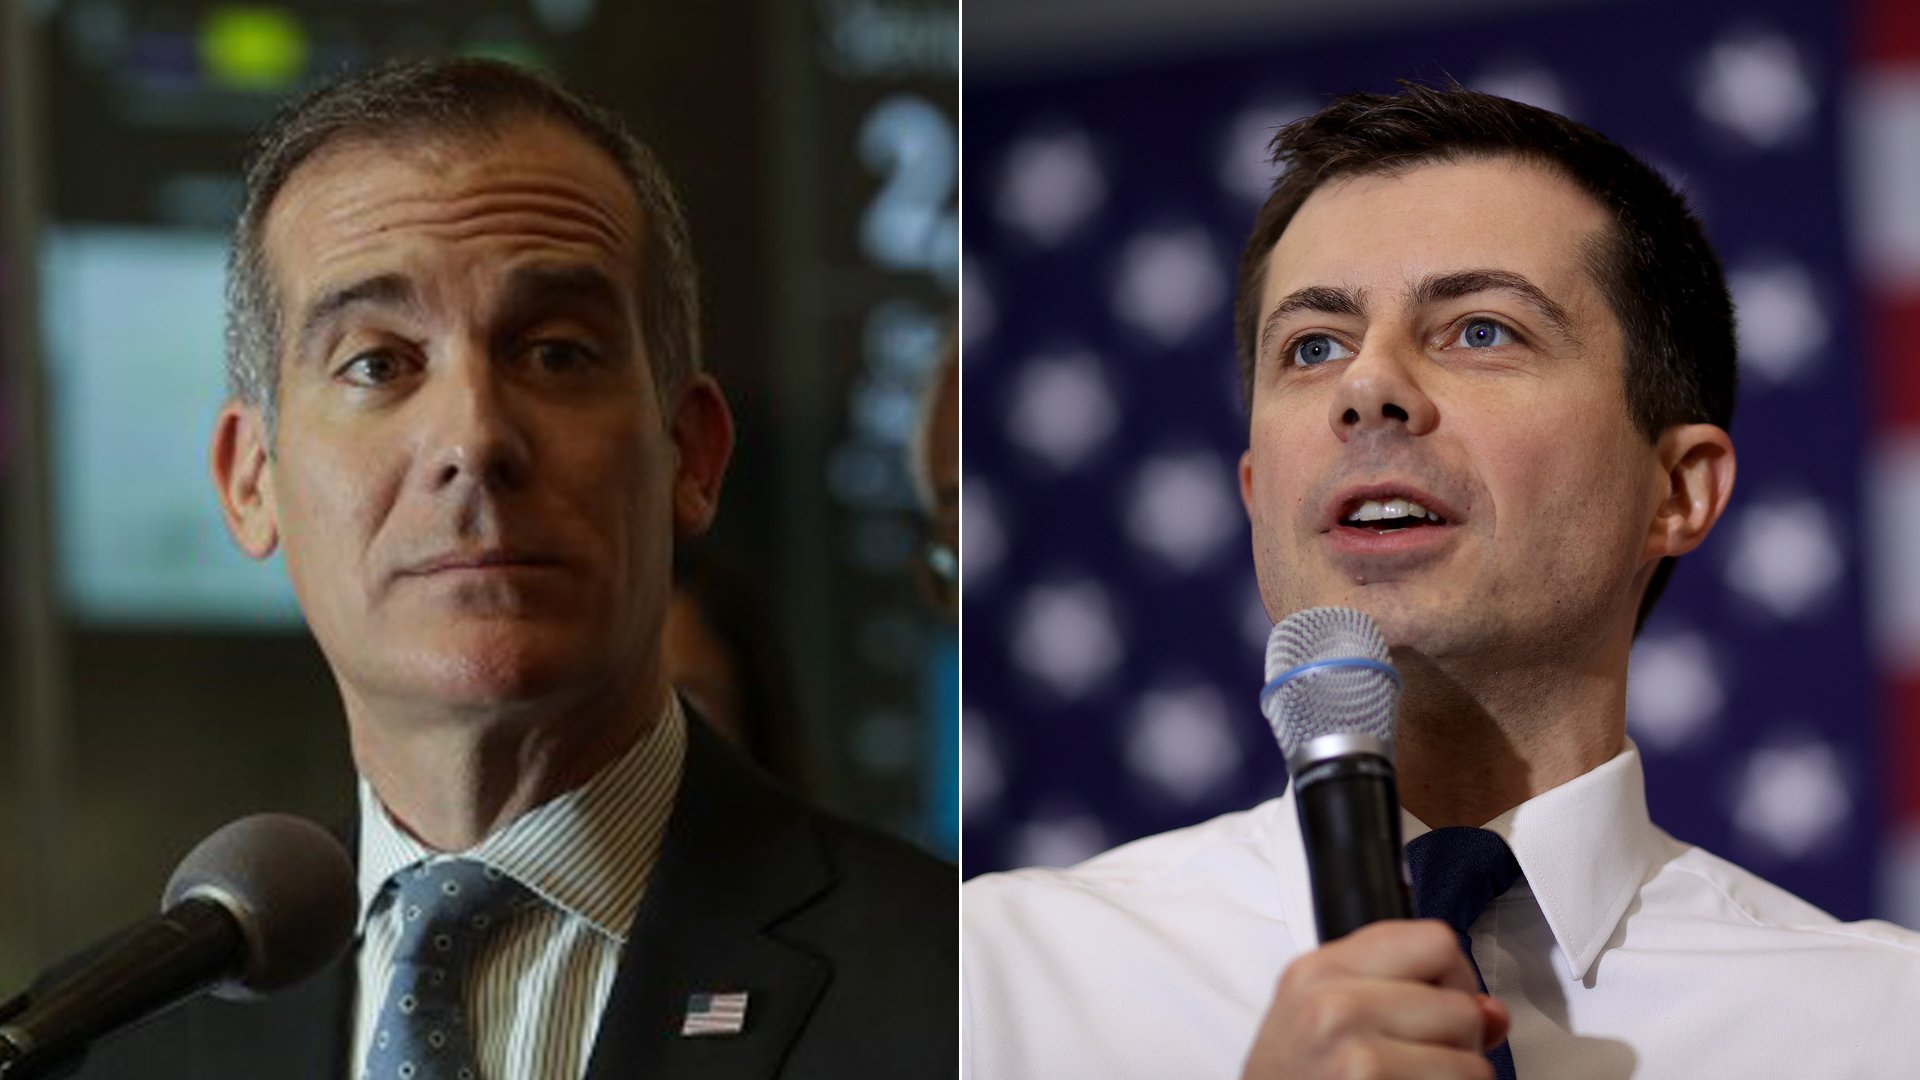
[1328,341,1438,441]
[422,345,532,493]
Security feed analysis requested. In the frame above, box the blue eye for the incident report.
[1290,334,1355,367]
[1454,319,1515,349]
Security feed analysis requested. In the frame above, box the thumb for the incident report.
[1477,994,1510,1050]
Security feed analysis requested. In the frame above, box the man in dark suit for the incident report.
[65,57,953,1079]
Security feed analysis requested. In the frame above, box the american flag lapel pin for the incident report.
[680,990,750,1037]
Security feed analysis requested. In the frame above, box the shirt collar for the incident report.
[1271,740,1656,982]
[356,695,688,945]
[1401,741,1657,982]
[1261,788,1324,958]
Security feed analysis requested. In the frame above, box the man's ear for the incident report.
[1645,423,1736,561]
[668,375,734,537]
[210,402,279,559]
[1238,449,1255,517]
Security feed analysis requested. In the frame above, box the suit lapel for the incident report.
[584,720,834,1080]
[191,953,354,1080]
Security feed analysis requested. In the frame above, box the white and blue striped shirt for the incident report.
[349,697,686,1080]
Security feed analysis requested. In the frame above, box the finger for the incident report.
[1322,920,1483,994]
[1476,995,1510,1052]
[1307,980,1488,1052]
[1330,1038,1497,1080]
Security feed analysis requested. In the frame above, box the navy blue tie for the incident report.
[1404,827,1522,1080]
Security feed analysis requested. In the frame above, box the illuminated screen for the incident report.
[43,226,299,624]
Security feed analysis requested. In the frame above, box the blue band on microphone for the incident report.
[1260,657,1402,713]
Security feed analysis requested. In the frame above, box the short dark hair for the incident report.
[227,57,699,434]
[1234,82,1737,633]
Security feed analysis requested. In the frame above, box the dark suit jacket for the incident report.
[60,720,957,1079]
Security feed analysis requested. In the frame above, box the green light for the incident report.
[201,7,308,92]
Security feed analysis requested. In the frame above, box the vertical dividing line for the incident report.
[2,0,73,970]
[763,0,846,801]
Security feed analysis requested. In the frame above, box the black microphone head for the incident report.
[1261,606,1401,768]
[161,814,356,1001]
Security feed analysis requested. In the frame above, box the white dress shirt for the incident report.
[349,697,686,1080]
[964,744,1920,1079]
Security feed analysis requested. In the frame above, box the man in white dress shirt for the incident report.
[963,83,1920,1080]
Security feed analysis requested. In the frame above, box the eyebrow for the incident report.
[290,265,631,363]
[1258,285,1368,358]
[1257,268,1579,360]
[294,273,419,361]
[1410,268,1576,342]
[493,264,628,327]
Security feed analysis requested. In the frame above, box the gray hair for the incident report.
[226,57,701,435]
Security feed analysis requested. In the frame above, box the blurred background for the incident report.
[962,0,1920,930]
[0,0,957,990]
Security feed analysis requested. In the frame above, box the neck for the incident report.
[1390,647,1626,828]
[344,673,667,851]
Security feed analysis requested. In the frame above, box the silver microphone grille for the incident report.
[1260,606,1401,764]
[162,813,356,999]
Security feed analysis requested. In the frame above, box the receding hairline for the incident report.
[250,117,655,372]
[1256,155,1612,285]
[257,114,644,259]
[1259,149,1612,265]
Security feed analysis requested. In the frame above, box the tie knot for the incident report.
[388,859,531,967]
[1405,827,1522,938]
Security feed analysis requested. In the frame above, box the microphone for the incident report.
[0,814,356,1078]
[1260,606,1412,942]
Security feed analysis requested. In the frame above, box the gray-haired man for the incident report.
[75,57,953,1080]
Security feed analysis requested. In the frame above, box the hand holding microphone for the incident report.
[1239,607,1505,1080]
[1239,919,1508,1080]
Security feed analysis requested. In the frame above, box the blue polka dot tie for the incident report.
[1405,827,1523,1080]
[362,859,531,1080]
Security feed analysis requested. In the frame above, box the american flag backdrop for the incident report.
[962,0,1920,927]
[1861,0,1920,928]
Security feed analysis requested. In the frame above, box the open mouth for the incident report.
[1340,497,1448,532]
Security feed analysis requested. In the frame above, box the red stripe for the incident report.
[1862,0,1920,65]
[1888,673,1920,821]
[1869,291,1920,429]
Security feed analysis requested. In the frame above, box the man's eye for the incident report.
[340,350,407,387]
[1290,334,1355,367]
[528,340,600,374]
[1451,318,1517,349]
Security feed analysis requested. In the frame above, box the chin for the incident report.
[1369,603,1503,663]
[1283,584,1442,654]
[403,628,610,710]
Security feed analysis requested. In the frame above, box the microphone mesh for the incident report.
[1261,606,1401,763]
[162,813,356,999]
